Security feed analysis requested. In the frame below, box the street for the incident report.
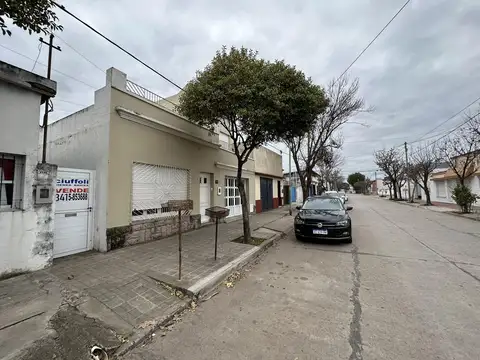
[126,195,480,360]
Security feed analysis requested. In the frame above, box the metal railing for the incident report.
[126,80,165,105]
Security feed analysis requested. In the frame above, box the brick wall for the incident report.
[107,214,201,250]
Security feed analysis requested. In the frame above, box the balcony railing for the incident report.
[126,79,166,105]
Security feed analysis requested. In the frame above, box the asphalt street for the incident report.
[126,195,480,360]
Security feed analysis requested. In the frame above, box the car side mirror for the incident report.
[295,205,301,210]
[346,206,353,211]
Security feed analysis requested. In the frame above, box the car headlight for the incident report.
[336,219,349,226]
[294,217,304,225]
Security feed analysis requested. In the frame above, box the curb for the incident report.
[113,300,190,358]
[113,230,285,358]
[391,199,480,222]
[189,231,283,299]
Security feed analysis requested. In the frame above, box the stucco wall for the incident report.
[254,146,283,178]
[0,82,58,276]
[108,87,255,229]
[0,82,40,155]
[0,162,57,277]
[45,86,112,252]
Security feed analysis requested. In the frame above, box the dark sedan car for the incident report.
[294,196,353,243]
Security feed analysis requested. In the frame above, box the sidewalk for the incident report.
[387,198,480,222]
[0,208,292,360]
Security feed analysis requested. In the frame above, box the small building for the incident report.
[253,146,283,212]
[429,157,480,205]
[45,67,283,255]
[0,61,57,277]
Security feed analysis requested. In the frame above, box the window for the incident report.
[436,180,446,198]
[0,153,24,210]
[131,163,190,220]
[224,176,242,207]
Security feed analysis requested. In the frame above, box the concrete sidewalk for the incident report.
[0,208,292,360]
[385,198,480,221]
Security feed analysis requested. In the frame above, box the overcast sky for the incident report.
[1,0,479,179]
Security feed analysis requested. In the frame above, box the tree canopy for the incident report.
[1,0,63,36]
[347,172,365,187]
[178,46,327,241]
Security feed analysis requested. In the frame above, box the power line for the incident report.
[336,0,411,81]
[55,98,90,107]
[408,110,480,158]
[408,95,480,144]
[53,32,105,74]
[32,42,43,71]
[0,44,98,89]
[53,2,184,91]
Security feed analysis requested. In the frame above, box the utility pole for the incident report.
[40,34,61,163]
[288,148,292,215]
[404,141,411,202]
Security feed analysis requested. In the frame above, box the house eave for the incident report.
[115,106,220,149]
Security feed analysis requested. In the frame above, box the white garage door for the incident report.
[54,169,94,258]
[132,163,190,220]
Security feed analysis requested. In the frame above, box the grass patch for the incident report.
[231,236,266,246]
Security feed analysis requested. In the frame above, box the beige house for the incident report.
[428,153,480,205]
[45,67,281,256]
[253,146,283,212]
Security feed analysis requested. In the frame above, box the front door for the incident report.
[199,173,211,223]
[260,177,273,211]
[54,168,94,258]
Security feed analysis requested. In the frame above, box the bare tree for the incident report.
[374,148,405,200]
[406,143,438,205]
[439,120,480,185]
[464,108,480,140]
[285,75,371,202]
[316,148,344,191]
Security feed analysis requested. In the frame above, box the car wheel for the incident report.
[295,235,303,241]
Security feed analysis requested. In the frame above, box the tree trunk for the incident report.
[422,179,432,206]
[236,162,251,243]
[392,181,398,200]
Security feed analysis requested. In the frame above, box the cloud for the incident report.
[1,0,479,177]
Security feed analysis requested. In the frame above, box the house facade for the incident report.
[428,156,480,205]
[253,146,283,212]
[45,67,281,256]
[0,61,57,277]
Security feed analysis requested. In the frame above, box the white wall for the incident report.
[44,85,112,252]
[0,83,56,276]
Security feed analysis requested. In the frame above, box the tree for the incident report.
[178,46,327,242]
[374,148,405,200]
[0,0,63,36]
[353,181,368,194]
[347,172,365,187]
[405,143,438,205]
[439,119,480,186]
[285,76,370,203]
[451,184,479,213]
[317,148,344,191]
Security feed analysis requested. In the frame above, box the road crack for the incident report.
[349,244,363,360]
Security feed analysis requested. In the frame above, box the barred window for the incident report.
[0,153,25,210]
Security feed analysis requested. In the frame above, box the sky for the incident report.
[1,0,480,180]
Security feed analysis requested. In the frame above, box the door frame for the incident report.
[54,168,95,258]
[199,172,212,223]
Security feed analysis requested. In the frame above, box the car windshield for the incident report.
[302,197,343,211]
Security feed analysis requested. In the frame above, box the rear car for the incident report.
[294,196,353,243]
[324,190,345,204]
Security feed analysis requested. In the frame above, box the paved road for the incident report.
[126,195,480,360]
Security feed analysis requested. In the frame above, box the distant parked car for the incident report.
[339,190,348,202]
[294,195,353,243]
[325,190,345,204]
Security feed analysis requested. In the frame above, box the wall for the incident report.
[45,85,112,252]
[253,146,283,178]
[0,82,40,155]
[0,162,57,277]
[108,87,255,233]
